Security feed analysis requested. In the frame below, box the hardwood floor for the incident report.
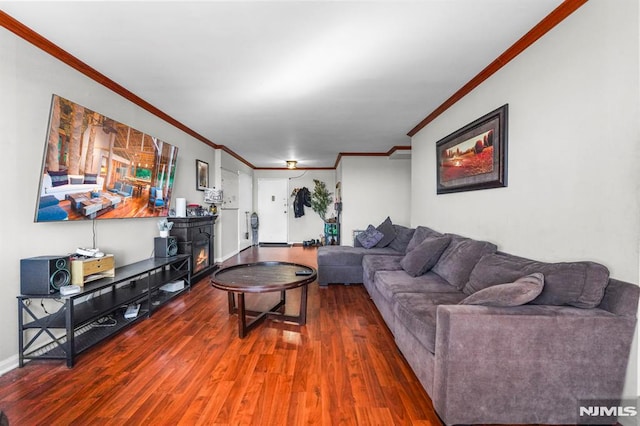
[62,191,167,220]
[0,246,443,425]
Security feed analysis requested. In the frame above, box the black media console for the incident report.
[17,254,191,367]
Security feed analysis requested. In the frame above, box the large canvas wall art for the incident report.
[35,94,179,222]
[436,104,508,194]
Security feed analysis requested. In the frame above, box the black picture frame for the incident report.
[196,159,209,191]
[436,104,508,194]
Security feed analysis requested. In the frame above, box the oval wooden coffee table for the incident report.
[210,261,317,338]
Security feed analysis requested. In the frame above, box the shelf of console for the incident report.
[17,254,191,367]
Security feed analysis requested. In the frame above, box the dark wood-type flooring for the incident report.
[1,246,569,425]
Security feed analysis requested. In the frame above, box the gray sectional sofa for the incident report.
[317,223,639,425]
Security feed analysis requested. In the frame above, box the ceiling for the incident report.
[1,1,564,169]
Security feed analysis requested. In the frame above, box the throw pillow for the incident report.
[69,176,84,185]
[48,170,68,187]
[375,216,396,248]
[388,225,416,253]
[84,173,98,185]
[431,235,498,290]
[459,273,545,307]
[356,225,384,249]
[400,235,452,277]
[405,226,443,253]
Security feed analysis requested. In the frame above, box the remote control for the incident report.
[295,270,313,276]
[124,304,140,319]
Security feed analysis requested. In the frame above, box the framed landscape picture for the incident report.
[436,104,508,194]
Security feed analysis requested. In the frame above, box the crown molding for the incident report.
[334,145,412,168]
[0,11,224,150]
[407,0,588,137]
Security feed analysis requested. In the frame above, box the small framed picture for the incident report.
[196,159,209,191]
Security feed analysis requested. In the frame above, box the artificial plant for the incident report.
[310,179,333,221]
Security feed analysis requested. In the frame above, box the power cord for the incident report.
[92,315,117,327]
[92,218,97,249]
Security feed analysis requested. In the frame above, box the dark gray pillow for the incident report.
[459,273,545,307]
[400,235,452,277]
[431,235,498,290]
[356,224,384,249]
[388,225,416,253]
[375,216,396,248]
[405,226,443,253]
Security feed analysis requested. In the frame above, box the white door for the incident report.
[257,178,288,243]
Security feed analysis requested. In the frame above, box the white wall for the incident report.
[339,156,411,245]
[253,169,335,244]
[237,171,253,251]
[0,28,217,373]
[216,151,254,262]
[411,0,639,406]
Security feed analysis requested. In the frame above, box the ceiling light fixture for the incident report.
[286,160,297,169]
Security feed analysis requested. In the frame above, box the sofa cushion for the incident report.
[400,235,452,277]
[393,292,467,354]
[406,226,443,253]
[317,245,400,267]
[462,252,610,308]
[36,204,68,221]
[48,170,69,187]
[38,195,60,208]
[362,255,404,284]
[459,273,544,307]
[357,225,384,249]
[463,252,534,295]
[375,217,396,248]
[375,271,460,303]
[431,235,497,290]
[388,225,415,254]
[531,262,609,309]
[84,173,98,185]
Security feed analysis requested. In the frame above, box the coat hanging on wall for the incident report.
[292,187,311,218]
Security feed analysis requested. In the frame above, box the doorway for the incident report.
[257,178,289,243]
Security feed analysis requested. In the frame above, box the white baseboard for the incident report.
[0,354,19,377]
[216,249,240,264]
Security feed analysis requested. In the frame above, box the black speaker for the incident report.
[155,236,178,257]
[20,255,71,295]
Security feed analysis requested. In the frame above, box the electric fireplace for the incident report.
[168,216,217,283]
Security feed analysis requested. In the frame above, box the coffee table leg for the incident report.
[227,292,237,314]
[238,293,247,338]
[299,284,308,325]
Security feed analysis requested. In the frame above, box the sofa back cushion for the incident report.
[84,173,98,185]
[400,235,452,277]
[48,170,69,187]
[463,252,610,309]
[431,234,497,290]
[388,225,416,253]
[405,226,443,253]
